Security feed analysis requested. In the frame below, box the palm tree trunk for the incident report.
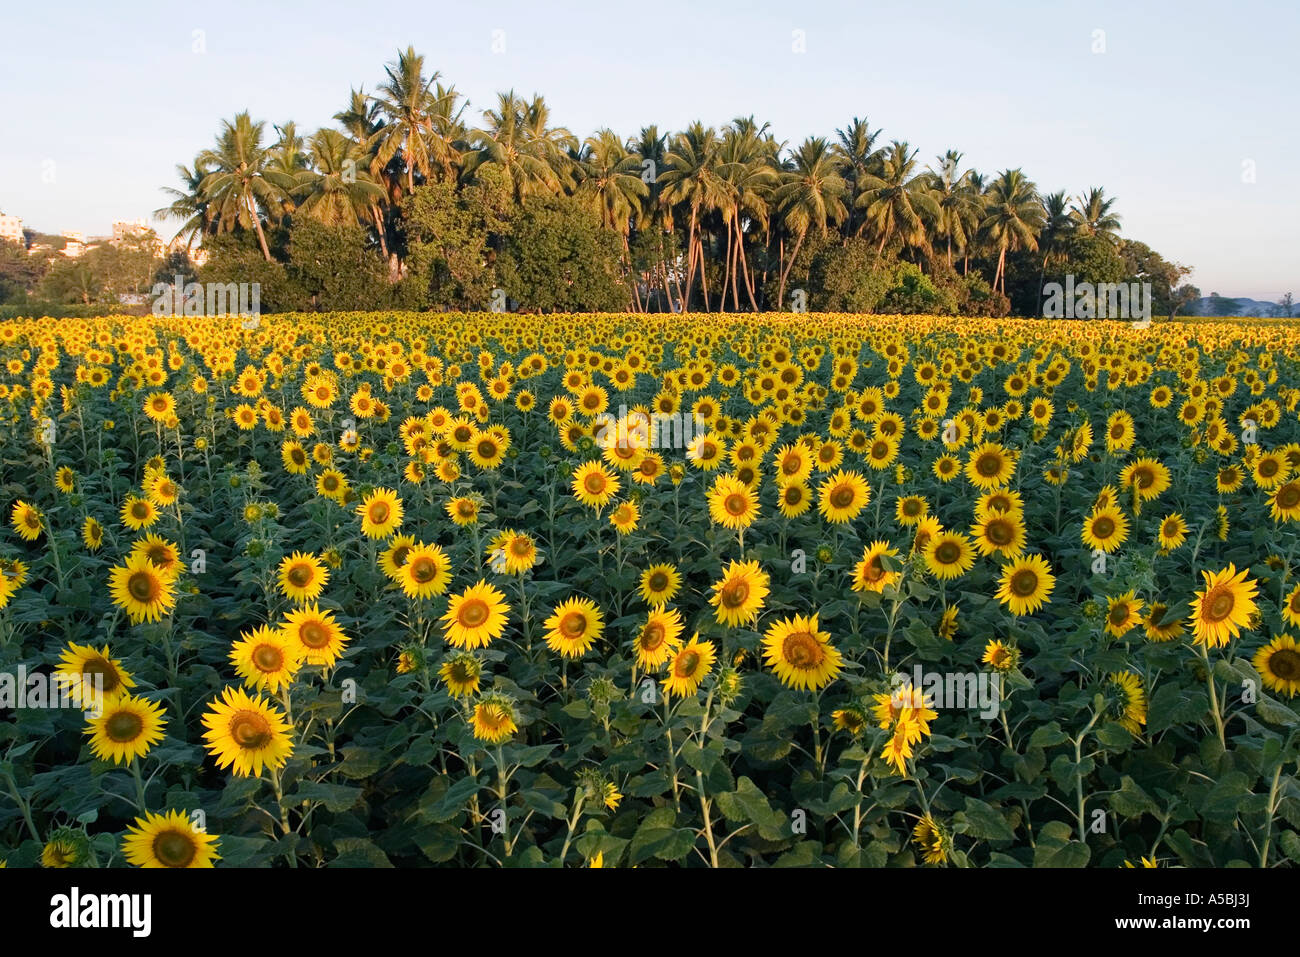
[372,205,389,262]
[253,215,272,262]
[721,220,734,312]
[778,228,806,310]
[682,205,699,310]
[696,233,710,311]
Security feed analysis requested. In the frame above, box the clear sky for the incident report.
[1,0,1295,300]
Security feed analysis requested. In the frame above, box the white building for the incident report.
[62,231,85,258]
[0,211,23,245]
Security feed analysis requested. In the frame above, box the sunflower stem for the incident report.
[130,759,148,812]
[1197,640,1227,750]
[1259,763,1284,868]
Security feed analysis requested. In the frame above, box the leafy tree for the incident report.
[288,219,389,311]
[496,195,628,312]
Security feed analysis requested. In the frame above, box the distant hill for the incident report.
[1190,296,1293,318]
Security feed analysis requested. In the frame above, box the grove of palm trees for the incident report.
[159,45,1195,317]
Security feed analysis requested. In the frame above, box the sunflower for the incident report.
[356,488,403,539]
[230,624,303,693]
[970,511,1026,558]
[776,480,813,518]
[439,652,483,697]
[1108,671,1147,734]
[932,455,960,482]
[1081,506,1129,554]
[378,534,417,581]
[442,580,511,649]
[994,554,1056,616]
[1104,591,1145,638]
[1254,634,1300,697]
[1282,583,1300,629]
[817,469,870,524]
[446,496,480,526]
[638,563,681,607]
[1216,465,1244,493]
[1269,480,1300,522]
[895,495,929,526]
[609,500,640,535]
[81,515,104,551]
[277,551,328,604]
[1143,602,1185,642]
[119,495,158,531]
[663,637,716,698]
[55,466,76,494]
[471,695,519,744]
[281,603,350,667]
[145,473,179,507]
[964,442,1016,489]
[544,597,604,658]
[85,693,167,764]
[1156,513,1188,551]
[56,642,134,704]
[939,604,959,640]
[982,639,1020,671]
[281,440,310,474]
[487,530,538,574]
[832,707,868,736]
[316,468,349,502]
[121,809,220,868]
[200,686,294,777]
[1120,457,1171,503]
[633,608,685,669]
[912,814,952,865]
[571,460,620,509]
[468,430,506,470]
[924,531,976,580]
[774,443,814,484]
[399,543,453,599]
[709,560,770,627]
[850,540,901,594]
[10,500,43,540]
[1187,563,1259,648]
[108,552,178,624]
[761,614,842,691]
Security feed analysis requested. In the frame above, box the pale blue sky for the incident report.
[1,0,1295,299]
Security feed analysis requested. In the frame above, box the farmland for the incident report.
[2,311,1299,868]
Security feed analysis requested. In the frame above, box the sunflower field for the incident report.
[2,311,1300,870]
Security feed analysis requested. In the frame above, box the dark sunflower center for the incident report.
[560,612,587,638]
[1205,588,1234,621]
[410,556,438,584]
[1011,570,1038,597]
[1278,484,1300,509]
[987,520,1013,546]
[230,711,272,749]
[677,651,700,678]
[977,454,1001,477]
[105,710,144,742]
[368,502,390,524]
[253,644,284,671]
[640,622,665,651]
[721,581,749,608]
[287,565,313,587]
[1093,517,1115,538]
[1269,649,1300,681]
[459,599,489,628]
[936,542,961,564]
[725,493,747,515]
[830,486,855,509]
[127,571,159,603]
[299,621,330,648]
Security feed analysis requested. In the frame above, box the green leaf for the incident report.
[957,797,1016,842]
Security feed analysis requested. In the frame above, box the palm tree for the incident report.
[1069,187,1122,243]
[720,119,777,310]
[575,130,647,233]
[520,94,578,193]
[1036,190,1073,303]
[468,91,564,202]
[659,123,729,310]
[294,128,387,228]
[627,126,676,309]
[155,159,214,252]
[833,116,883,237]
[772,136,846,309]
[856,141,939,257]
[334,87,396,260]
[978,168,1044,295]
[268,122,310,219]
[370,46,446,195]
[925,150,980,267]
[196,112,291,261]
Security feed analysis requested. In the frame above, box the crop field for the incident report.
[2,311,1299,869]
